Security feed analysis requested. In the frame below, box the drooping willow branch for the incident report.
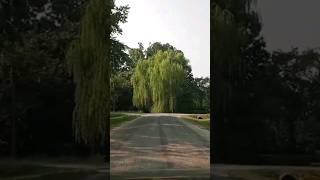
[132,50,186,113]
[66,0,113,144]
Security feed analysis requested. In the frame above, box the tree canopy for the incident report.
[149,51,185,112]
[132,48,196,113]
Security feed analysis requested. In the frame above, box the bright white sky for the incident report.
[115,0,210,78]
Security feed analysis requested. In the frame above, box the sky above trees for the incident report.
[258,0,320,51]
[114,0,320,76]
[115,0,210,78]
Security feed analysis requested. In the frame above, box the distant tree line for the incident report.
[213,0,320,164]
[0,0,85,158]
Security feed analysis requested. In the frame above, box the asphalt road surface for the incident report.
[110,115,210,179]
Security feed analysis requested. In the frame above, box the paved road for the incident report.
[110,115,210,179]
[119,112,208,118]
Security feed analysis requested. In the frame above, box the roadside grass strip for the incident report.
[110,113,140,129]
[180,114,210,130]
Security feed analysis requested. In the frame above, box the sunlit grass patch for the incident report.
[110,113,139,129]
[180,114,210,130]
[111,113,123,118]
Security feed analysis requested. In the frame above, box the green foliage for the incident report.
[128,42,209,113]
[213,0,320,162]
[194,77,210,112]
[112,41,209,113]
[0,27,77,156]
[128,43,145,68]
[110,39,132,73]
[110,6,130,73]
[132,50,187,113]
[145,42,193,77]
[149,51,185,112]
[108,5,134,112]
[212,0,267,162]
[67,0,112,144]
[111,71,134,111]
[212,3,246,113]
[110,5,129,36]
[145,42,176,58]
[131,59,151,112]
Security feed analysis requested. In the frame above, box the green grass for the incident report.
[110,113,123,118]
[0,165,97,180]
[110,113,139,129]
[180,115,210,130]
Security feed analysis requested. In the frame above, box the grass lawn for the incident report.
[110,113,123,118]
[0,164,97,180]
[180,114,210,130]
[110,113,139,129]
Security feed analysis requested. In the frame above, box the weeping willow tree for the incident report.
[212,0,258,115]
[149,51,185,112]
[132,50,186,113]
[212,0,258,162]
[131,60,151,112]
[66,0,113,144]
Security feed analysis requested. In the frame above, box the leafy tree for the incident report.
[128,42,145,68]
[0,0,129,156]
[110,39,131,73]
[0,29,78,157]
[146,42,193,78]
[109,5,130,73]
[213,0,320,162]
[212,0,248,162]
[145,42,176,58]
[66,0,113,145]
[130,42,206,113]
[66,0,129,145]
[132,49,190,113]
[268,49,320,153]
[149,51,185,112]
[0,0,83,157]
[194,77,210,112]
[111,71,134,111]
[212,0,271,162]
